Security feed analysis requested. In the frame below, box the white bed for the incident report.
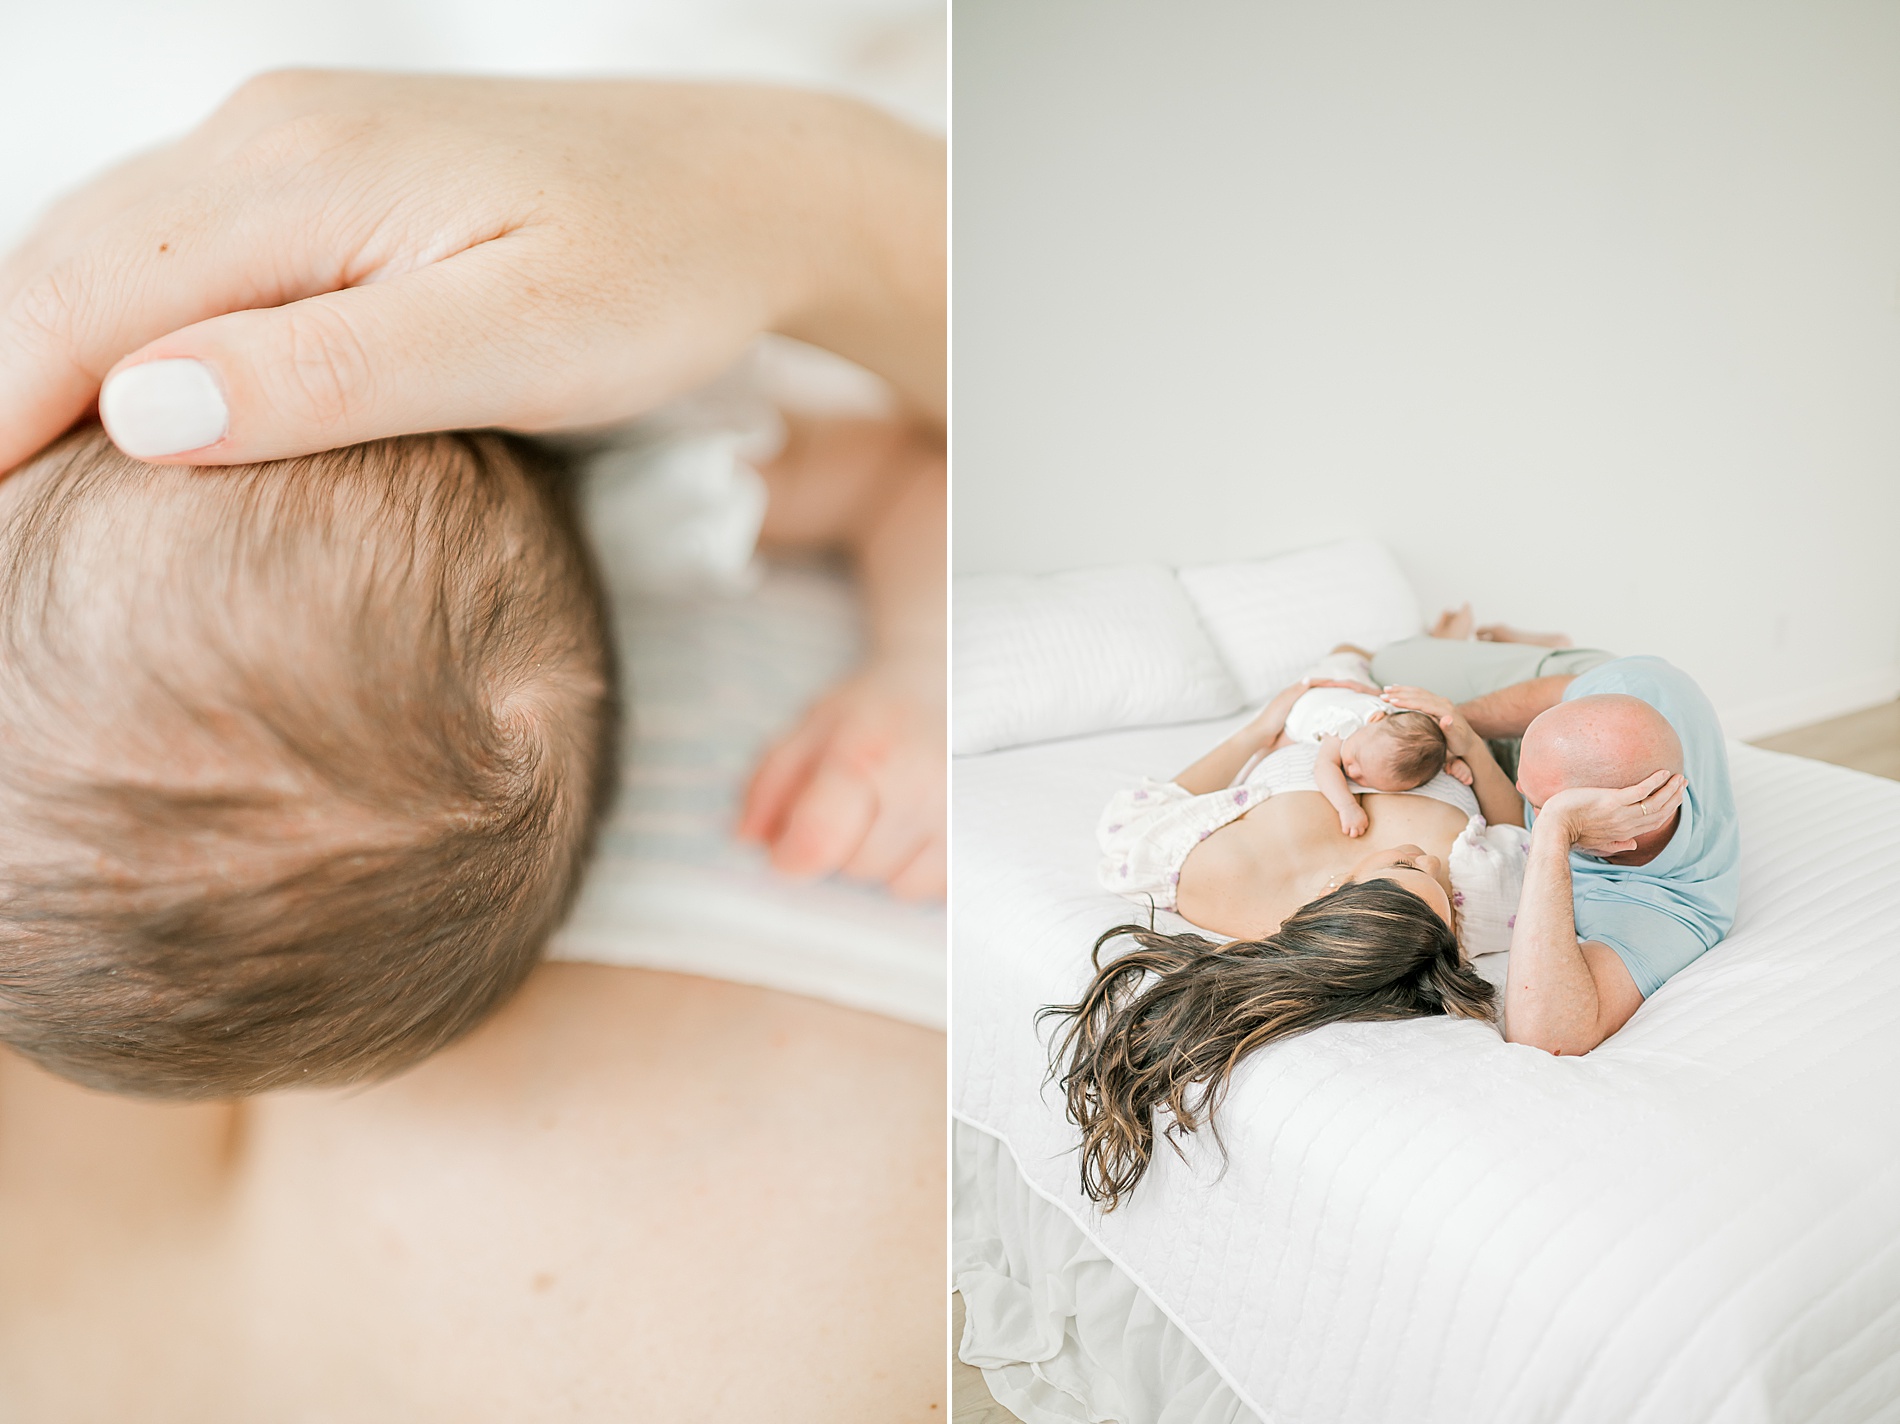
[951,550,1900,1424]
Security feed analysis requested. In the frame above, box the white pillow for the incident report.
[953,565,1242,755]
[1177,539,1423,702]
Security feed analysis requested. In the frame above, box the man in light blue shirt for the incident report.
[1526,658,1738,998]
[1370,635,1740,1053]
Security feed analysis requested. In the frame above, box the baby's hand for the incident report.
[1339,802,1369,838]
[738,663,945,901]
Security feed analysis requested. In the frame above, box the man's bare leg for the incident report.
[1477,623,1574,649]
[1431,603,1474,639]
[1428,605,1572,649]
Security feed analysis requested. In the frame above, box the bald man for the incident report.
[1369,640,1740,1054]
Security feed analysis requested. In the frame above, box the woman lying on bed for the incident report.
[1044,674,1526,1211]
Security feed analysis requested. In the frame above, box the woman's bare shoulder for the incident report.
[0,965,945,1420]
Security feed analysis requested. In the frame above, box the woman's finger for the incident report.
[1380,685,1449,713]
[0,151,375,471]
[98,234,592,464]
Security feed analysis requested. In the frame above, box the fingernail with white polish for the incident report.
[100,359,228,459]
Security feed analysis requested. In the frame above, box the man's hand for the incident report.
[1539,770,1686,857]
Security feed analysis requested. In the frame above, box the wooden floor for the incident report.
[949,700,1900,1424]
[952,1291,1019,1424]
[1750,698,1900,781]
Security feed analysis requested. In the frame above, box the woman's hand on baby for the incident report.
[1539,770,1687,856]
[0,72,944,473]
[738,663,946,901]
[1379,685,1483,758]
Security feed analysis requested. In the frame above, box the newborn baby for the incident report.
[1280,648,1447,837]
[0,426,612,1098]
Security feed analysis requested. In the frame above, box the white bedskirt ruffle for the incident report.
[954,1119,1261,1424]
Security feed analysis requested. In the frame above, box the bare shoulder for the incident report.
[0,965,945,1422]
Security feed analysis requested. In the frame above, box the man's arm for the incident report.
[1457,675,1576,739]
[1503,769,1684,1053]
[1504,816,1644,1054]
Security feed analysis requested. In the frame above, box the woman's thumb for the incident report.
[100,241,546,466]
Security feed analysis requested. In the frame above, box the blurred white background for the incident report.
[0,0,944,248]
[954,0,1900,739]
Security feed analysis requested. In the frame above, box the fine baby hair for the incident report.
[0,426,614,1098]
[1369,709,1449,788]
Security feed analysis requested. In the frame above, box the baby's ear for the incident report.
[1365,709,1387,723]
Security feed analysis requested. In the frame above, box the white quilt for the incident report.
[953,713,1900,1423]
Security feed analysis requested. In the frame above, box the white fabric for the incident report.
[1094,741,1479,917]
[1178,540,1423,703]
[953,565,1242,755]
[580,432,771,594]
[549,551,944,1028]
[572,336,891,596]
[1282,650,1391,744]
[1449,815,1533,961]
[548,365,943,1028]
[954,719,1900,1421]
[955,1120,1257,1424]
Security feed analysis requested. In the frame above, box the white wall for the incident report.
[953,0,1900,738]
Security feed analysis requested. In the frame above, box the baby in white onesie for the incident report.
[1273,647,1449,837]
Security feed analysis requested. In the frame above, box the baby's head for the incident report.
[1341,711,1447,792]
[0,426,613,1098]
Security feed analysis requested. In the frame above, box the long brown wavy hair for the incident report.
[1039,880,1496,1209]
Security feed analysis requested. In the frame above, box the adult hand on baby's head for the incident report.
[1379,685,1482,758]
[0,71,944,473]
[738,664,946,901]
